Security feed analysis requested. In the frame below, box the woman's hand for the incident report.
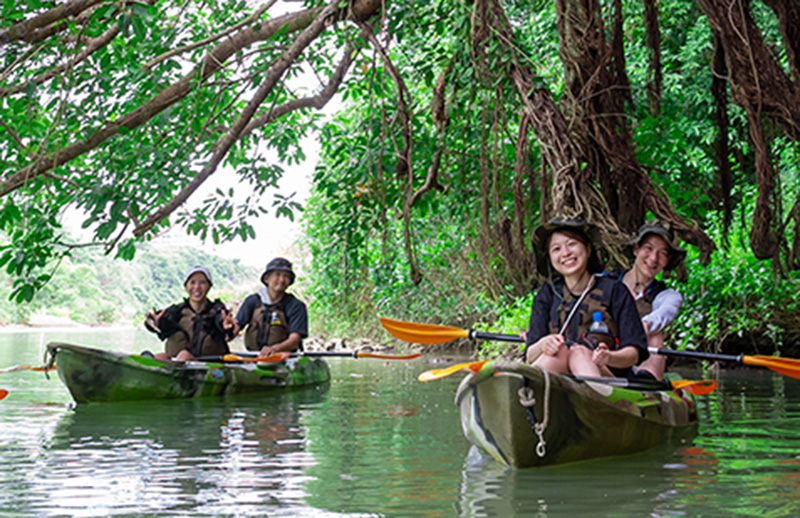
[592,343,611,367]
[221,310,240,339]
[145,309,164,332]
[537,334,566,357]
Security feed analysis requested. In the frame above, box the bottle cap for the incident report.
[592,311,602,322]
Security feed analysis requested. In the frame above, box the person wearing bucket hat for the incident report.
[524,217,649,378]
[232,257,308,357]
[606,219,686,380]
[144,265,233,361]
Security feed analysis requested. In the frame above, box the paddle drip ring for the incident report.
[518,368,551,458]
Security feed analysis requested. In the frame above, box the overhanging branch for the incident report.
[241,42,358,137]
[0,6,326,197]
[132,0,345,238]
[0,0,106,45]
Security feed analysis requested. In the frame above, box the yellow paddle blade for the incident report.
[354,351,423,360]
[221,352,291,363]
[742,356,800,379]
[380,317,470,345]
[671,379,717,396]
[418,360,488,382]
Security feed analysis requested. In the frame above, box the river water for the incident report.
[1,328,800,517]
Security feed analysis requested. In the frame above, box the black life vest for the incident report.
[547,275,619,349]
[606,270,667,319]
[164,299,229,357]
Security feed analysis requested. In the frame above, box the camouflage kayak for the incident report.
[455,361,698,468]
[46,342,330,404]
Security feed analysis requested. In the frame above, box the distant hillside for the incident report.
[0,242,261,325]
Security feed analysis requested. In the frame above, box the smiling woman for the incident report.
[143,265,235,361]
[524,217,648,379]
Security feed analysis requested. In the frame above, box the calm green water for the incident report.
[1,329,800,517]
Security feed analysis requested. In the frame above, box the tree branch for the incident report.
[241,42,358,136]
[0,0,106,45]
[132,0,356,238]
[357,20,421,284]
[143,0,279,71]
[0,23,120,98]
[409,144,445,207]
[0,6,327,197]
[0,118,25,150]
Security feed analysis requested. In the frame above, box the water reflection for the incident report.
[455,443,704,517]
[5,329,800,517]
[28,388,329,517]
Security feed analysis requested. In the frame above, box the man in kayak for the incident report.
[231,257,308,358]
[524,217,648,378]
[144,265,233,361]
[606,220,686,380]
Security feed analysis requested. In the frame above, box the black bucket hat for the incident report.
[261,257,295,285]
[532,217,604,277]
[628,220,686,271]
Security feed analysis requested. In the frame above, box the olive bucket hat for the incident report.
[532,217,604,277]
[261,257,296,285]
[628,220,686,271]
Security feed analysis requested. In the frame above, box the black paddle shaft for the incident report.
[652,347,743,364]
[471,330,525,343]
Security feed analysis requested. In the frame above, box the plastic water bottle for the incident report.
[584,311,615,349]
[270,311,281,326]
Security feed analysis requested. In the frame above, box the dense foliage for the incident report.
[3,1,800,355]
[303,0,800,355]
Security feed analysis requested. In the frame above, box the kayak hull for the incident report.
[455,361,698,468]
[47,342,330,404]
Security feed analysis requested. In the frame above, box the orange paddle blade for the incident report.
[671,379,717,396]
[0,389,7,400]
[0,364,32,373]
[0,364,55,373]
[221,352,291,363]
[355,351,423,360]
[742,356,800,379]
[418,360,488,382]
[380,317,469,345]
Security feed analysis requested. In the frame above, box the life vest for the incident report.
[164,300,229,357]
[547,276,619,349]
[244,300,290,351]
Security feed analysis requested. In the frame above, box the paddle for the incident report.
[649,347,800,379]
[381,317,800,381]
[417,360,716,395]
[380,317,524,345]
[196,350,423,362]
[0,388,8,400]
[195,352,292,363]
[0,364,56,373]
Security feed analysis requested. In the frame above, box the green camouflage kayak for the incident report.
[46,342,330,404]
[455,361,698,468]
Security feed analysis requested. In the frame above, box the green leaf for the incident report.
[131,2,150,17]
[25,80,37,97]
[132,16,147,40]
